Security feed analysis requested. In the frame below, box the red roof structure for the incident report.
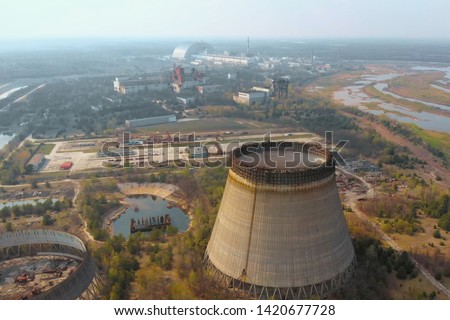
[59,161,73,170]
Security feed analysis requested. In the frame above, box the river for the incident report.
[373,82,450,112]
[0,198,56,209]
[0,133,15,151]
[333,73,450,133]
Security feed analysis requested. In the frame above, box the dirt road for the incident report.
[340,168,450,298]
[69,180,101,244]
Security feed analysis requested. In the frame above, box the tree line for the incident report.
[1,197,72,221]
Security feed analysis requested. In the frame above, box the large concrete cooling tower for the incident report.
[205,141,356,299]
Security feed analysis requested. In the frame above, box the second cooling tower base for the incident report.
[204,255,357,300]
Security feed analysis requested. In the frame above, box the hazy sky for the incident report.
[1,0,450,40]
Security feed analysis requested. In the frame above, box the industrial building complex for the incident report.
[125,115,176,128]
[114,64,206,95]
[172,42,256,66]
[172,42,213,60]
[233,90,268,106]
[27,153,46,171]
[205,141,356,299]
[113,77,169,94]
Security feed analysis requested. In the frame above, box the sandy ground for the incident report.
[0,256,79,299]
[40,141,103,173]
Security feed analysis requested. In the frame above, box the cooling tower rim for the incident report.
[230,141,335,186]
[228,169,335,191]
[232,141,333,167]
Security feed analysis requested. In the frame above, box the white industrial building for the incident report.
[125,115,176,128]
[252,86,272,95]
[172,42,213,60]
[196,85,224,94]
[193,53,256,66]
[113,77,169,94]
[233,90,267,106]
[172,42,256,66]
[176,96,195,105]
[171,79,207,93]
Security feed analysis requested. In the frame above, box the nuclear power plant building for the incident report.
[172,42,213,60]
[205,141,356,299]
[173,42,256,65]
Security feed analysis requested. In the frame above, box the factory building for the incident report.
[193,53,256,66]
[176,96,195,105]
[172,42,213,60]
[170,65,207,93]
[113,77,169,94]
[125,115,176,128]
[172,42,256,66]
[233,90,267,106]
[196,85,224,94]
[171,79,206,93]
[27,153,46,171]
[205,141,356,299]
[252,86,272,95]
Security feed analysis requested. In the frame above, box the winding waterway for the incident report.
[333,72,450,133]
[373,82,450,112]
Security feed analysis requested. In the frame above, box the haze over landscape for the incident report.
[2,0,450,40]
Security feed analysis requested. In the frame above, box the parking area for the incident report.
[36,132,321,172]
[39,139,105,172]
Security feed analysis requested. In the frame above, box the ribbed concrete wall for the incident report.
[206,142,355,295]
[35,255,97,300]
[0,229,98,300]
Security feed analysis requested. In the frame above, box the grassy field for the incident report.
[385,272,447,300]
[28,171,70,182]
[302,71,364,99]
[345,211,445,299]
[57,147,99,154]
[302,65,401,101]
[217,132,317,144]
[136,118,279,134]
[405,124,450,158]
[388,72,450,106]
[36,143,56,155]
[363,85,438,114]
[361,100,416,118]
[388,215,450,290]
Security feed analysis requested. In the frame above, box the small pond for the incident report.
[112,195,189,238]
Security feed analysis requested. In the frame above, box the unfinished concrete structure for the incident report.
[205,141,356,299]
[0,229,99,299]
